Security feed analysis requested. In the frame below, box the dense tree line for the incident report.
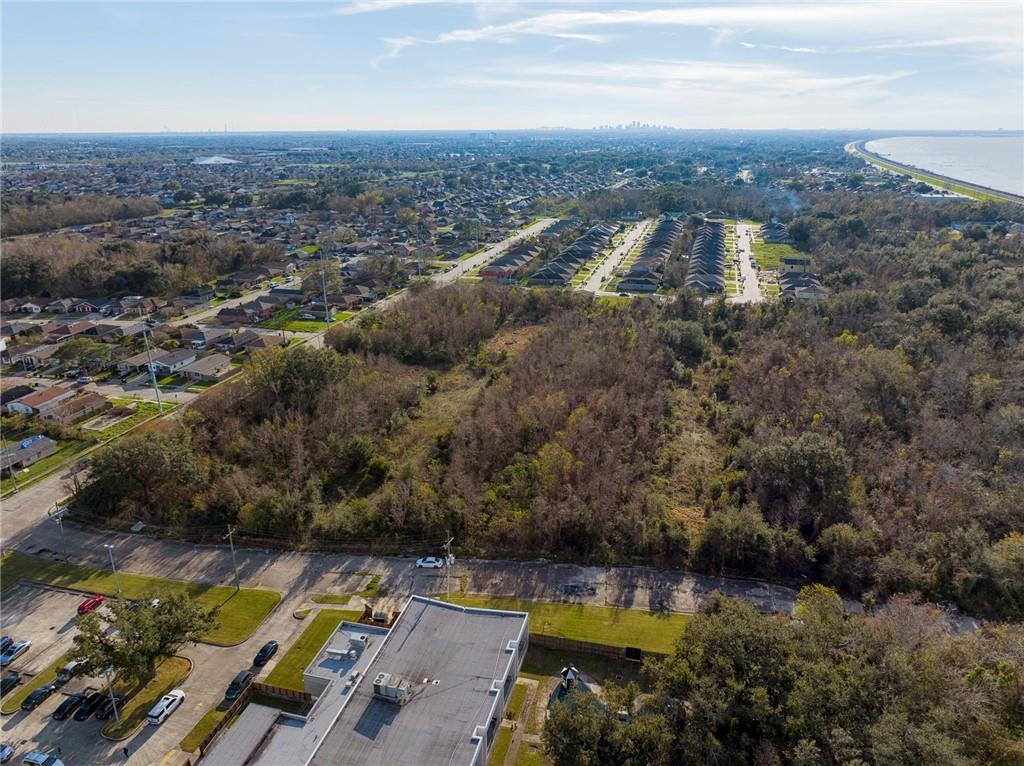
[3,231,284,298]
[543,587,1024,766]
[71,192,1024,619]
[1,193,160,236]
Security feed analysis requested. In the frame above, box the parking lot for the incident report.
[0,577,309,766]
[1,583,82,679]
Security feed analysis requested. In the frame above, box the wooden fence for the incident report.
[529,633,667,663]
[251,681,314,703]
[195,683,254,756]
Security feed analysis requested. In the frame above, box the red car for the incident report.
[77,594,105,615]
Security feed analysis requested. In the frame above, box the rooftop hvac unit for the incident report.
[349,635,369,658]
[372,672,411,704]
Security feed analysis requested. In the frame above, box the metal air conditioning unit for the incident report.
[372,672,411,704]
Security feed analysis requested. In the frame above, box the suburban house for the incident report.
[117,350,159,376]
[243,333,286,353]
[6,385,75,415]
[1,385,35,406]
[180,353,234,383]
[149,349,198,375]
[182,328,231,350]
[41,391,109,425]
[6,343,61,370]
[1,435,58,474]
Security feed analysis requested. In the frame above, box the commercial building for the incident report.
[200,596,528,766]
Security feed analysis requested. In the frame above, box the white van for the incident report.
[147,689,185,725]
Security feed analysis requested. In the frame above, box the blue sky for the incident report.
[3,1,1022,132]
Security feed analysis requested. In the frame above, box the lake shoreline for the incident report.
[848,140,1024,205]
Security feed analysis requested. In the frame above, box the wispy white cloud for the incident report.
[739,42,818,54]
[503,59,914,95]
[332,0,472,15]
[372,3,1020,60]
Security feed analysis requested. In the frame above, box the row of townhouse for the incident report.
[616,217,685,293]
[685,221,727,294]
[526,224,619,287]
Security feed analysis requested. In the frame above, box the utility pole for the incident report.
[443,536,454,601]
[225,526,240,590]
[103,666,121,725]
[142,328,164,415]
[319,245,332,325]
[104,544,121,595]
[49,504,69,562]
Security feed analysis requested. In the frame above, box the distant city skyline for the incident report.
[3,1,1022,133]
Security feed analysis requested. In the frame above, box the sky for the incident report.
[2,0,1022,133]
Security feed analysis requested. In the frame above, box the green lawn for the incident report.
[259,307,330,332]
[104,656,191,739]
[447,596,688,654]
[310,594,354,606]
[180,707,228,752]
[516,744,552,766]
[264,608,362,691]
[0,551,280,646]
[0,439,90,494]
[506,681,529,721]
[488,726,513,766]
[750,240,798,271]
[297,244,319,253]
[0,652,70,714]
[458,246,486,261]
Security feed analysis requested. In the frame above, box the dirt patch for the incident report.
[82,403,137,432]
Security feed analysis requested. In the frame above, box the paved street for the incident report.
[732,222,763,304]
[580,218,651,293]
[437,217,557,284]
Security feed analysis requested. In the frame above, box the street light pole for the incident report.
[104,544,121,595]
[443,536,454,601]
[103,666,121,725]
[48,505,69,562]
[142,328,164,415]
[225,526,240,590]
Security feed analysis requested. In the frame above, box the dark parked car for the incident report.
[0,638,12,654]
[253,640,278,667]
[73,691,106,721]
[0,672,20,697]
[224,670,254,700]
[51,693,87,721]
[21,684,56,711]
[95,693,127,720]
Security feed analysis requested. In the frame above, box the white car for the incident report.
[147,689,185,725]
[21,754,63,766]
[415,556,445,569]
[0,744,12,764]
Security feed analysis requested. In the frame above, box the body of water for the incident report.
[865,135,1024,196]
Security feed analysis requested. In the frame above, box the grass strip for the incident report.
[506,681,529,721]
[488,726,513,766]
[264,609,362,692]
[0,551,280,646]
[103,655,191,739]
[446,595,689,654]
[180,707,227,752]
[0,653,70,714]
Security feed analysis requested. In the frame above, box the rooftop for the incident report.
[201,597,528,766]
[309,597,527,766]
